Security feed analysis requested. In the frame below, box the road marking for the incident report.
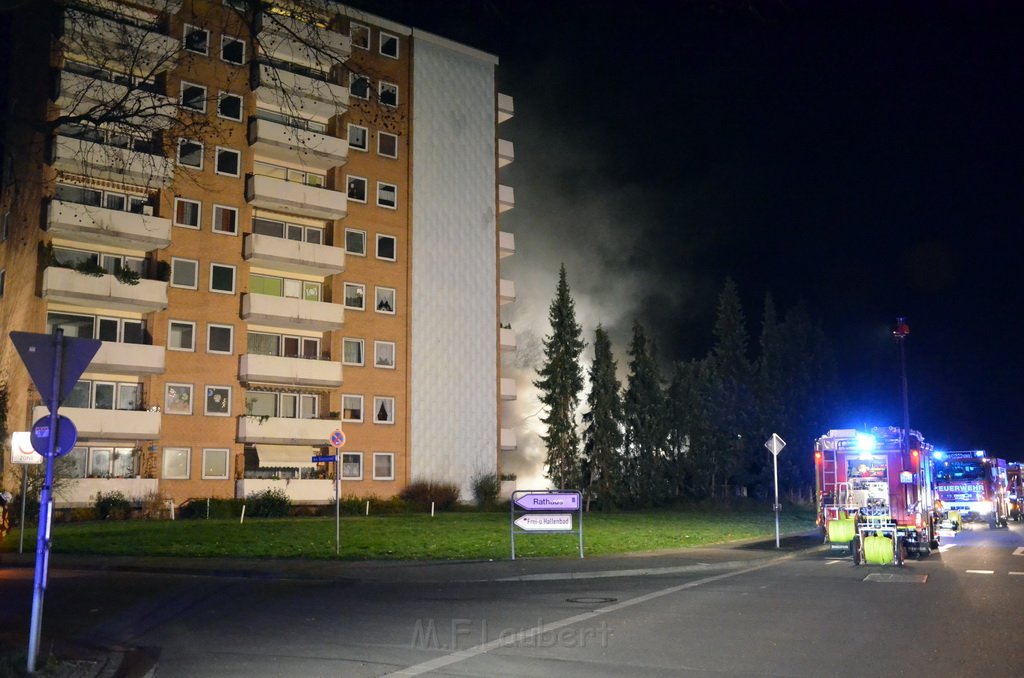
[1009,572,1024,576]
[382,556,791,677]
[938,544,957,552]
[825,560,845,565]
[1013,546,1024,556]
[965,570,994,574]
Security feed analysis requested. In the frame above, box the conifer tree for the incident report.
[582,325,624,509]
[623,320,668,506]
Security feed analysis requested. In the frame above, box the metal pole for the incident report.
[773,452,780,549]
[335,455,340,555]
[19,465,28,554]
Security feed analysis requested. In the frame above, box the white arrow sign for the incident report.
[765,433,786,456]
[514,514,573,532]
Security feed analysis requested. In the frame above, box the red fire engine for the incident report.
[933,450,1009,527]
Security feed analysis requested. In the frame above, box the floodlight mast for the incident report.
[893,318,911,464]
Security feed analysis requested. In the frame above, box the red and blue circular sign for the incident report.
[329,429,346,448]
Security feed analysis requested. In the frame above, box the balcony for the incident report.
[246,174,347,221]
[89,341,165,376]
[499,231,515,258]
[244,233,345,277]
[126,0,183,13]
[55,70,177,129]
[241,293,344,332]
[498,138,514,168]
[256,12,352,72]
[249,117,348,171]
[500,377,516,401]
[236,478,336,504]
[500,427,517,451]
[55,478,160,509]
[63,10,180,76]
[499,278,516,306]
[240,354,343,388]
[499,327,516,352]
[498,184,515,213]
[237,416,341,445]
[498,93,515,124]
[52,135,174,188]
[47,200,171,251]
[251,61,349,123]
[33,406,161,441]
[43,267,168,313]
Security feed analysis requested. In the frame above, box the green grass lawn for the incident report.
[2,508,817,561]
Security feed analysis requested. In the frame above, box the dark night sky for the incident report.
[349,0,1024,459]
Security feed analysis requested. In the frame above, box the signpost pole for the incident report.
[335,448,340,556]
[773,451,780,549]
[19,465,28,554]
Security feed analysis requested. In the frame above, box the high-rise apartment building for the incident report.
[0,0,517,506]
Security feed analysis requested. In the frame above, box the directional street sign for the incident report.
[765,433,786,457]
[30,416,77,458]
[312,455,338,463]
[514,492,581,511]
[11,331,101,408]
[514,514,573,531]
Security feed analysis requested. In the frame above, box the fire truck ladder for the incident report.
[821,446,854,520]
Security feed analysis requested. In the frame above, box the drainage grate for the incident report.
[863,573,928,584]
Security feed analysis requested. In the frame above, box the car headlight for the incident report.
[978,501,993,514]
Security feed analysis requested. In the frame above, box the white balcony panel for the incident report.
[500,377,516,401]
[236,479,336,504]
[498,184,515,213]
[499,278,516,306]
[89,341,165,376]
[237,416,341,445]
[246,174,347,220]
[257,12,352,70]
[249,117,348,171]
[240,354,343,388]
[43,267,168,313]
[251,62,349,122]
[499,231,515,259]
[63,11,180,76]
[244,233,345,277]
[241,293,344,332]
[499,327,516,352]
[52,135,174,188]
[497,93,514,123]
[33,406,161,441]
[54,478,160,508]
[500,427,517,451]
[498,138,514,168]
[128,0,183,13]
[55,71,178,128]
[47,200,171,251]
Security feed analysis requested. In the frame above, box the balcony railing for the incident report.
[237,416,341,445]
[500,327,516,352]
[63,10,180,76]
[90,341,165,376]
[55,70,177,129]
[499,278,516,306]
[500,377,517,401]
[241,293,344,332]
[47,199,171,251]
[43,267,168,313]
[32,406,161,441]
[54,478,160,509]
[248,117,348,171]
[498,93,515,124]
[498,184,515,213]
[499,231,515,258]
[251,61,349,123]
[243,233,345,277]
[256,11,352,71]
[240,353,343,388]
[236,479,336,504]
[498,138,514,168]
[500,427,517,451]
[245,173,347,221]
[51,134,174,188]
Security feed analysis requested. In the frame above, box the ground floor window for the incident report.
[64,446,138,478]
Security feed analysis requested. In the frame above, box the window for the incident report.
[208,324,233,354]
[168,320,196,351]
[212,205,237,234]
[379,82,398,107]
[377,182,397,209]
[341,452,362,479]
[221,35,245,65]
[183,24,209,55]
[210,263,236,294]
[118,384,141,410]
[350,23,369,49]
[378,132,398,158]
[47,312,94,338]
[343,282,365,310]
[379,32,399,59]
[348,124,368,151]
[218,92,243,121]
[181,81,206,112]
[346,175,367,202]
[174,198,201,229]
[375,286,395,314]
[342,394,363,422]
[373,453,395,480]
[376,234,396,261]
[373,397,395,424]
[178,139,203,169]
[342,338,364,365]
[165,384,193,415]
[345,229,366,255]
[252,217,323,244]
[205,386,231,416]
[374,341,395,369]
[215,147,240,177]
[171,257,198,289]
[163,447,191,479]
[202,449,230,479]
[350,75,370,100]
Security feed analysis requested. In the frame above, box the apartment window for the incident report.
[212,205,238,234]
[178,139,203,169]
[171,257,198,289]
[343,282,365,310]
[350,23,369,50]
[350,75,370,100]
[373,453,395,480]
[174,198,201,228]
[202,448,230,480]
[341,452,362,479]
[375,286,395,314]
[163,447,191,479]
[216,147,240,177]
[378,132,398,159]
[377,182,397,209]
[252,217,322,244]
[379,82,398,107]
[210,263,236,294]
[47,312,94,338]
[165,384,194,415]
[181,81,206,112]
[205,386,231,416]
[346,176,367,202]
[376,234,396,261]
[342,394,363,422]
[342,338,364,365]
[218,92,243,121]
[348,124,368,151]
[184,24,209,55]
[345,228,366,255]
[168,320,196,351]
[221,35,245,65]
[373,397,395,425]
[208,324,233,354]
[374,341,395,369]
[379,32,399,59]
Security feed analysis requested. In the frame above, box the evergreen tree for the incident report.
[623,320,669,506]
[582,325,624,509]
[533,264,586,490]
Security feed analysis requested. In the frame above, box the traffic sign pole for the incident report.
[329,429,345,556]
[764,433,787,550]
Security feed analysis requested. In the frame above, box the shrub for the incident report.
[471,472,500,508]
[246,487,291,518]
[94,491,132,520]
[179,497,243,519]
[399,480,460,511]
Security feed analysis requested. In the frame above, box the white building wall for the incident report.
[410,35,498,500]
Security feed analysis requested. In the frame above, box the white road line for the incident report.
[965,570,994,574]
[938,544,957,552]
[1009,572,1024,576]
[1013,546,1024,556]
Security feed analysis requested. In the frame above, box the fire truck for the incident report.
[1008,462,1023,522]
[814,427,939,565]
[933,450,1009,527]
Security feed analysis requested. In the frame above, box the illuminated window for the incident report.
[163,447,191,479]
[202,448,229,479]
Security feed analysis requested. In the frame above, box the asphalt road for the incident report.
[2,525,1023,677]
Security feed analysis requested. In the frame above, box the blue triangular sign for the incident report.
[10,331,101,408]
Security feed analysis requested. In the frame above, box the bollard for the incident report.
[431,501,435,517]
[240,504,246,524]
